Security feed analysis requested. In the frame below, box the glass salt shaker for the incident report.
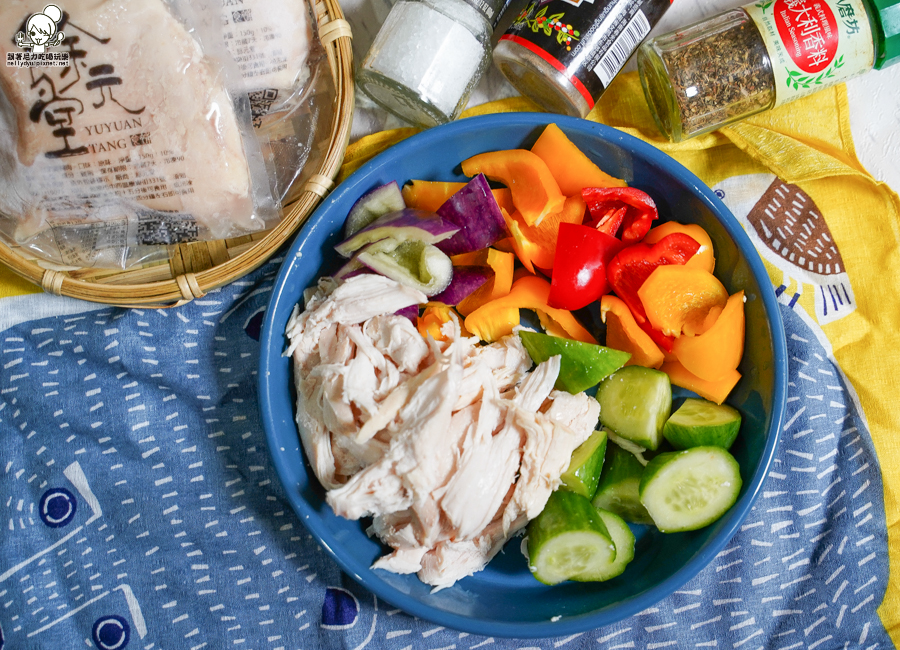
[637,0,900,142]
[356,0,511,128]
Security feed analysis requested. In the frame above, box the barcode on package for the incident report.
[593,10,650,88]
[136,210,199,245]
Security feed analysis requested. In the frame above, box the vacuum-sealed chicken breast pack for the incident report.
[0,0,333,268]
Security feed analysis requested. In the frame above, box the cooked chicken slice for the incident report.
[544,390,601,434]
[293,389,338,489]
[502,406,591,534]
[365,314,430,374]
[513,354,561,412]
[455,336,532,410]
[342,328,382,420]
[325,454,412,519]
[285,275,426,359]
[370,510,414,543]
[331,428,388,481]
[440,398,520,540]
[326,351,461,520]
[417,512,527,591]
[372,546,429,574]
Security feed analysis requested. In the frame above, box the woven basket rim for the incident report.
[0,0,354,308]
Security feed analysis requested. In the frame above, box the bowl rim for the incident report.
[258,112,788,638]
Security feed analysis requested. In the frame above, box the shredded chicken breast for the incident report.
[285,274,600,590]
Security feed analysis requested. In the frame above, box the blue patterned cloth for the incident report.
[0,256,892,650]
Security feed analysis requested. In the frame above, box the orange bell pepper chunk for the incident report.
[531,123,627,196]
[492,237,516,253]
[501,194,587,272]
[402,180,515,215]
[461,149,566,226]
[673,291,745,381]
[661,359,741,405]
[637,265,729,337]
[452,248,516,316]
[600,295,665,369]
[492,188,515,215]
[501,209,538,274]
[644,222,715,273]
[464,274,597,344]
[417,302,470,341]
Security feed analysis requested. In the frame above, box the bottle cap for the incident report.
[868,0,900,68]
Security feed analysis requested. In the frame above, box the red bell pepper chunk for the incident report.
[582,187,659,243]
[638,317,675,353]
[593,206,626,238]
[548,222,626,311]
[606,232,701,323]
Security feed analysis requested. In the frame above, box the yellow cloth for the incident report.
[340,72,900,642]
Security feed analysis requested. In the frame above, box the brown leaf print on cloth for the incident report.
[746,180,844,276]
[745,178,855,324]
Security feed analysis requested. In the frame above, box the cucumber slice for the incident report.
[591,440,654,525]
[639,446,742,533]
[664,398,742,450]
[560,430,608,499]
[594,509,636,581]
[519,330,631,394]
[596,365,671,450]
[526,490,616,585]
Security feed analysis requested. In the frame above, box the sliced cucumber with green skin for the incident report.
[527,490,616,585]
[639,446,742,533]
[596,365,671,450]
[593,509,636,581]
[591,441,654,525]
[560,430,608,500]
[664,398,742,450]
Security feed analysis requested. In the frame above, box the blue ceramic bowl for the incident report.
[258,113,787,638]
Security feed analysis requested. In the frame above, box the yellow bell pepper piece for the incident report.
[464,274,597,344]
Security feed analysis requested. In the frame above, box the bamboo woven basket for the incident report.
[0,0,354,308]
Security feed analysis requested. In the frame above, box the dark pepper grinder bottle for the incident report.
[493,0,674,118]
[637,0,900,142]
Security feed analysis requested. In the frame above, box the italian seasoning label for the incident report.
[744,0,875,106]
[501,0,669,108]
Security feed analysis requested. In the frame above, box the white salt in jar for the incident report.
[357,0,509,128]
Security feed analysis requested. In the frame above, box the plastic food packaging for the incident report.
[637,0,900,142]
[0,0,333,269]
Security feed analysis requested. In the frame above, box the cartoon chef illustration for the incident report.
[14,4,66,53]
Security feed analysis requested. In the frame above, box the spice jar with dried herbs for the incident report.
[637,0,900,142]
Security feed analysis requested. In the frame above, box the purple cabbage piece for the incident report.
[335,208,459,258]
[430,265,493,306]
[393,304,420,323]
[344,181,406,238]
[435,174,508,256]
[332,257,372,282]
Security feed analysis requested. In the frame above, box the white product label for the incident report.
[219,0,312,93]
[744,0,875,106]
[593,9,651,87]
